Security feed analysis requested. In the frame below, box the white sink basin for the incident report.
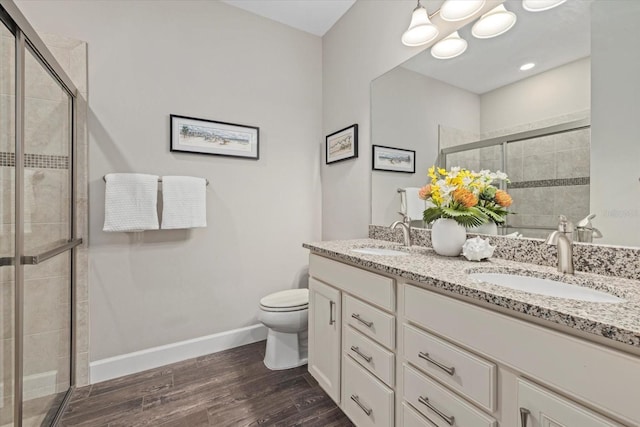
[351,247,409,256]
[468,272,625,303]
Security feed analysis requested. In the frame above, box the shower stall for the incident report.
[440,118,591,239]
[0,1,85,426]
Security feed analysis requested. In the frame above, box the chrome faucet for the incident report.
[545,215,574,274]
[391,212,412,247]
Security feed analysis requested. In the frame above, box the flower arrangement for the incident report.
[419,166,512,227]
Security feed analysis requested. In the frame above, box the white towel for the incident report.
[103,173,159,232]
[161,176,207,229]
[401,187,426,221]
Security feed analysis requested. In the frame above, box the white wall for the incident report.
[480,57,591,134]
[322,0,432,240]
[16,0,322,361]
[591,1,640,247]
[371,67,480,225]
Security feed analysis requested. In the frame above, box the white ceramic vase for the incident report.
[466,221,498,236]
[431,218,467,256]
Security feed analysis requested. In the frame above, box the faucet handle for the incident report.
[397,212,410,224]
[557,215,574,234]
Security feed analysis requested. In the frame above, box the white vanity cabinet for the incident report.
[308,254,397,426]
[308,277,341,403]
[307,251,640,427]
[403,284,637,427]
[517,379,622,427]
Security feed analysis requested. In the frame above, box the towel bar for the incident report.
[103,176,209,186]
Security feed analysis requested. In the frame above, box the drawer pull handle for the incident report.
[350,394,372,416]
[350,346,372,363]
[329,301,335,325]
[520,407,531,427]
[418,352,456,376]
[418,396,455,426]
[351,313,373,328]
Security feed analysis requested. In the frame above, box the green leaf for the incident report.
[423,207,443,224]
[440,207,487,227]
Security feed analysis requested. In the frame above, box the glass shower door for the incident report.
[0,19,16,427]
[20,46,73,426]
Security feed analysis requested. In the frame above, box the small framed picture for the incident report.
[372,145,416,173]
[326,124,358,164]
[170,114,259,160]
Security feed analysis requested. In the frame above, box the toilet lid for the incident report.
[260,289,309,309]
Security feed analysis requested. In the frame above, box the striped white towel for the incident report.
[161,176,207,229]
[103,173,159,232]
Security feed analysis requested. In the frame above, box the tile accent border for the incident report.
[0,151,70,169]
[369,225,640,281]
[508,177,590,189]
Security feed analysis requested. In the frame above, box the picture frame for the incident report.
[326,124,358,164]
[372,145,416,173]
[170,114,259,160]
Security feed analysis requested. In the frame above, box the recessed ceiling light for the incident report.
[440,0,486,22]
[520,62,536,71]
[431,32,468,59]
[472,4,517,39]
[522,0,567,12]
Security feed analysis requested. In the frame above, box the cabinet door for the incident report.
[308,277,342,403]
[517,379,622,427]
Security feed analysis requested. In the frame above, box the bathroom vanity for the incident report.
[304,239,640,427]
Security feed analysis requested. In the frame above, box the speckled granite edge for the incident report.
[303,239,640,350]
[369,225,640,281]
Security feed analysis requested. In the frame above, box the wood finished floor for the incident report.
[60,341,354,427]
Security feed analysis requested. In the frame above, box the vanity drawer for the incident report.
[309,254,395,311]
[344,295,395,349]
[342,354,394,427]
[403,364,497,427]
[403,402,436,427]
[345,326,395,387]
[404,324,497,412]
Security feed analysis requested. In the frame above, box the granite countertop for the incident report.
[303,238,640,350]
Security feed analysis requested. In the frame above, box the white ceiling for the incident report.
[401,0,592,94]
[221,0,356,36]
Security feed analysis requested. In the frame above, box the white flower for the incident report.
[496,171,508,180]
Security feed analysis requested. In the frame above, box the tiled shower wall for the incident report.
[0,29,88,425]
[442,114,591,239]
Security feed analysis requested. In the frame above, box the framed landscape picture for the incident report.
[170,114,259,159]
[372,145,415,173]
[326,124,358,164]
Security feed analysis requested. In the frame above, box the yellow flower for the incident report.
[438,167,448,176]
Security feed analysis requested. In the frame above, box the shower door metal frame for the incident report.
[0,1,81,425]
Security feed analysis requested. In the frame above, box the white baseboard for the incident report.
[89,324,267,384]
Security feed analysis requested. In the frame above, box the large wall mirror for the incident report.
[371,0,640,248]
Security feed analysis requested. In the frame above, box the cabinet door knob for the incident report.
[351,313,373,328]
[350,394,372,416]
[329,301,335,325]
[418,396,455,426]
[520,407,531,427]
[350,346,372,363]
[418,352,456,376]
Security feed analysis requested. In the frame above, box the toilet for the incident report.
[258,288,309,370]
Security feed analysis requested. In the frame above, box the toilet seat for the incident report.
[260,289,309,313]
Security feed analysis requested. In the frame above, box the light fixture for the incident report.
[431,32,468,59]
[522,0,567,12]
[402,0,439,47]
[520,62,536,71]
[471,4,517,39]
[440,0,486,22]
